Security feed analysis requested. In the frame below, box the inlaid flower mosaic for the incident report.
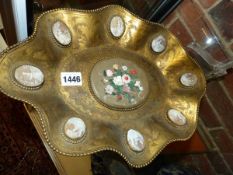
[103,64,144,103]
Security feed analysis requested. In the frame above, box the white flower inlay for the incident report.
[134,80,141,87]
[139,86,144,91]
[105,69,113,77]
[113,75,124,86]
[122,65,128,71]
[105,85,114,95]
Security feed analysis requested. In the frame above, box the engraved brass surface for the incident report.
[24,104,92,175]
[0,5,206,168]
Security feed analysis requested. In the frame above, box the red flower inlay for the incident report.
[117,95,122,100]
[129,69,137,75]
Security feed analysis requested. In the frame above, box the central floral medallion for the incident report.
[103,64,144,103]
[90,58,149,109]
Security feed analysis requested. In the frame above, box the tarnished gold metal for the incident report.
[0,5,206,168]
[24,104,92,175]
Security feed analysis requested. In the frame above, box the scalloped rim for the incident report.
[0,5,206,168]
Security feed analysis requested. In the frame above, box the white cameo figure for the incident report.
[64,117,86,139]
[167,109,187,126]
[14,65,44,87]
[52,21,71,45]
[180,73,198,87]
[127,129,145,152]
[151,35,166,53]
[110,16,125,37]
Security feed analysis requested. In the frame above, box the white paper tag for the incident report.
[61,72,82,86]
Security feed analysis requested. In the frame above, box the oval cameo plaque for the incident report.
[110,16,125,37]
[90,58,149,109]
[127,129,145,152]
[151,35,166,53]
[52,21,71,46]
[180,73,198,87]
[167,109,187,126]
[14,65,44,88]
[64,117,86,140]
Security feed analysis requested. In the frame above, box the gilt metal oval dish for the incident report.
[0,5,206,168]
